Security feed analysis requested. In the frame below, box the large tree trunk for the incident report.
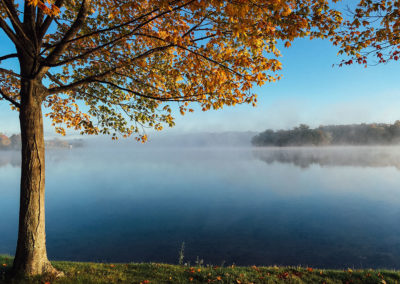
[12,79,60,276]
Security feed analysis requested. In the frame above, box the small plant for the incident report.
[178,242,185,265]
[195,256,204,267]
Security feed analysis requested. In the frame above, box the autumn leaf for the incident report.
[336,0,400,66]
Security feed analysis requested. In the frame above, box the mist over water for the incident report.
[1,144,400,268]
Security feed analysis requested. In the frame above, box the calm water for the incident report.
[1,146,400,269]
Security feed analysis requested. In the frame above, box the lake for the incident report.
[1,145,400,269]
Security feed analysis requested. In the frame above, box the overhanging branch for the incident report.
[94,79,197,102]
[0,89,20,108]
[0,67,21,77]
[0,53,18,62]
[47,67,118,94]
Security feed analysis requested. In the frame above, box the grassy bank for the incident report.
[1,255,399,283]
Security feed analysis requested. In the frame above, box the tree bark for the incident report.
[12,79,60,276]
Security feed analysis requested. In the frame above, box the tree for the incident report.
[0,0,341,277]
[0,132,11,148]
[333,0,400,66]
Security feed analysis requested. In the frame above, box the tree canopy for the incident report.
[0,0,345,277]
[1,0,341,140]
[334,0,400,66]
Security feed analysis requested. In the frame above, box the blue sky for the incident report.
[2,27,400,137]
[173,38,400,133]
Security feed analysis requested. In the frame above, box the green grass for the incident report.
[1,255,399,283]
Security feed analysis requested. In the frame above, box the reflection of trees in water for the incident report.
[0,151,21,168]
[253,146,400,169]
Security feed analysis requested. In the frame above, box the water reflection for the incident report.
[0,149,75,168]
[1,147,400,268]
[253,146,400,169]
[0,151,20,168]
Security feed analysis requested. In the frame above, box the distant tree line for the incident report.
[0,133,21,150]
[252,121,400,146]
[0,133,84,150]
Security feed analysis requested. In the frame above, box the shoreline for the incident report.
[1,255,399,283]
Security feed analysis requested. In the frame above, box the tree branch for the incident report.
[47,67,118,94]
[2,0,19,19]
[0,67,21,77]
[133,33,243,77]
[23,0,37,45]
[0,53,18,62]
[46,39,173,67]
[0,89,20,108]
[36,7,44,32]
[38,0,65,40]
[42,0,195,67]
[37,0,91,77]
[1,0,32,46]
[0,17,25,51]
[40,0,185,52]
[94,79,197,102]
[45,71,64,86]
